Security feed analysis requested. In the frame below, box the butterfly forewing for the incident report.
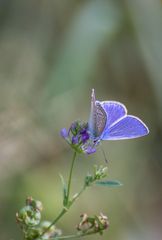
[94,102,107,138]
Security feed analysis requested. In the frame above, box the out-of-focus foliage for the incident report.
[0,0,161,240]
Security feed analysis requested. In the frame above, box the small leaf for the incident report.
[96,180,123,187]
[59,174,68,206]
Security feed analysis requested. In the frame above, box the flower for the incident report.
[16,202,42,227]
[77,212,109,235]
[60,128,68,139]
[60,121,96,154]
[61,89,149,154]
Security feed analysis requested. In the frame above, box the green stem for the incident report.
[38,208,67,239]
[66,151,77,203]
[50,230,98,239]
[37,151,77,240]
[69,185,86,207]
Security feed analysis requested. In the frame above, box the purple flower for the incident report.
[81,131,89,143]
[84,146,96,155]
[72,136,79,144]
[60,128,68,139]
[60,121,93,154]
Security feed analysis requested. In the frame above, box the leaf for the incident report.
[59,174,68,206]
[96,180,123,187]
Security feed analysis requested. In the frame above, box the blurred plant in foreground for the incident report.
[16,89,149,239]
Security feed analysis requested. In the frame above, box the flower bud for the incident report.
[60,128,68,139]
[77,212,109,235]
[26,196,43,212]
[98,213,109,230]
[85,166,108,187]
[94,166,107,180]
[16,205,41,227]
[77,213,92,232]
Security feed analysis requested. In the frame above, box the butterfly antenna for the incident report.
[91,88,95,100]
[100,144,108,164]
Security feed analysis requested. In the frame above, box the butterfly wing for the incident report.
[100,101,127,128]
[88,90,107,138]
[99,101,149,140]
[94,102,107,138]
[102,115,149,140]
[88,89,96,137]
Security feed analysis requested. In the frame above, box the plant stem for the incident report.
[69,185,86,206]
[38,208,67,239]
[37,151,77,240]
[49,230,98,239]
[66,151,77,203]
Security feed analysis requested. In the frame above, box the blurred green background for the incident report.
[0,0,162,239]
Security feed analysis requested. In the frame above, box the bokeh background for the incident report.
[0,0,162,239]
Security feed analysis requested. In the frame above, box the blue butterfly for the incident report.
[60,89,149,155]
[88,89,149,141]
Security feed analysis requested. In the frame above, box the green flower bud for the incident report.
[94,166,107,180]
[17,205,41,227]
[85,174,94,186]
[85,166,108,187]
[25,227,40,240]
[26,197,43,212]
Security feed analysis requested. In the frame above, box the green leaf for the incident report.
[59,174,68,206]
[96,180,123,187]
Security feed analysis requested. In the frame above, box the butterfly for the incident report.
[88,89,149,141]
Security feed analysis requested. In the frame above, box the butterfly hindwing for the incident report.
[102,115,149,140]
